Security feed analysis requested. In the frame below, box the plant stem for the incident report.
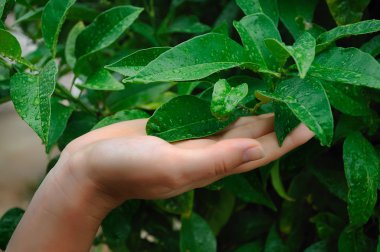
[55,84,96,116]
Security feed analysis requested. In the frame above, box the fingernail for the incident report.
[243,147,265,162]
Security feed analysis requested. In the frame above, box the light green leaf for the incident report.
[360,34,380,57]
[46,99,74,153]
[180,213,217,252]
[317,20,380,50]
[236,0,279,24]
[265,32,316,78]
[105,47,170,76]
[10,60,57,144]
[211,79,248,119]
[154,191,194,215]
[13,7,43,25]
[234,14,281,70]
[0,29,33,68]
[41,0,76,57]
[0,208,25,250]
[309,47,380,89]
[92,109,149,130]
[322,82,371,116]
[106,83,174,112]
[326,0,371,25]
[166,15,210,34]
[126,33,256,84]
[278,0,318,39]
[270,161,294,201]
[77,69,124,91]
[343,132,379,227]
[75,5,143,58]
[146,95,236,142]
[65,21,85,69]
[257,77,333,146]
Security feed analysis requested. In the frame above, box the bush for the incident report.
[1,0,380,251]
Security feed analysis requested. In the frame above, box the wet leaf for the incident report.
[154,191,194,215]
[166,15,210,34]
[0,29,33,68]
[360,34,380,57]
[92,109,149,130]
[77,69,124,91]
[273,102,300,145]
[65,21,85,69]
[236,0,279,24]
[326,0,371,25]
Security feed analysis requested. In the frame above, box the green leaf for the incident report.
[264,225,289,252]
[10,60,57,144]
[146,95,236,142]
[41,0,76,57]
[75,6,143,58]
[0,79,10,104]
[360,34,380,57]
[126,33,255,83]
[46,99,74,153]
[338,227,374,252]
[92,109,149,130]
[270,161,294,201]
[278,0,318,39]
[343,132,379,227]
[309,47,380,89]
[326,0,371,25]
[0,29,33,68]
[322,82,371,116]
[0,0,5,18]
[106,83,174,112]
[234,14,281,70]
[273,102,300,145]
[0,208,24,250]
[180,213,216,252]
[304,240,333,252]
[310,212,344,240]
[256,77,333,146]
[65,21,85,69]
[166,15,210,34]
[154,191,194,215]
[105,47,170,77]
[265,32,316,78]
[211,79,248,119]
[77,69,124,91]
[234,241,263,252]
[235,0,279,24]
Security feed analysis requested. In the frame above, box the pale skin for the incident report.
[6,114,314,252]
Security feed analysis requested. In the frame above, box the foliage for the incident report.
[0,0,380,251]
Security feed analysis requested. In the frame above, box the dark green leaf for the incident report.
[326,0,371,25]
[304,240,334,252]
[146,95,236,142]
[234,240,263,252]
[92,109,149,130]
[180,213,216,252]
[211,79,248,119]
[154,191,194,215]
[46,98,74,152]
[41,0,76,57]
[65,21,85,69]
[257,77,333,146]
[166,15,210,34]
[77,69,124,91]
[338,227,374,252]
[0,29,33,68]
[236,0,279,24]
[310,47,380,89]
[264,225,289,252]
[75,6,143,58]
[102,207,131,251]
[126,33,256,83]
[265,32,316,78]
[278,0,318,39]
[0,79,10,104]
[310,212,344,240]
[0,208,24,250]
[105,47,170,77]
[0,0,5,18]
[273,102,300,145]
[343,132,379,227]
[177,81,201,95]
[10,60,57,144]
[360,34,380,57]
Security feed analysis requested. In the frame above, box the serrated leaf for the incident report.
[322,82,371,116]
[265,32,316,78]
[126,33,255,83]
[343,132,379,227]
[326,0,371,25]
[360,34,380,57]
[309,47,380,89]
[0,208,24,250]
[273,102,300,145]
[234,13,281,70]
[10,60,57,144]
[65,21,85,69]
[278,0,318,39]
[154,191,194,215]
[75,5,143,58]
[317,20,380,50]
[211,79,248,119]
[77,69,124,91]
[41,0,76,57]
[236,0,279,24]
[0,29,33,68]
[105,47,170,76]
[92,109,149,130]
[180,213,216,252]
[257,77,333,146]
[46,99,74,153]
[146,95,236,142]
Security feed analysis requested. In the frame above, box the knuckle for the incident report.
[213,158,229,176]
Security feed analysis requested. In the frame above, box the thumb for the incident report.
[178,138,265,181]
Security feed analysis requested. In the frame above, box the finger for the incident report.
[231,124,315,174]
